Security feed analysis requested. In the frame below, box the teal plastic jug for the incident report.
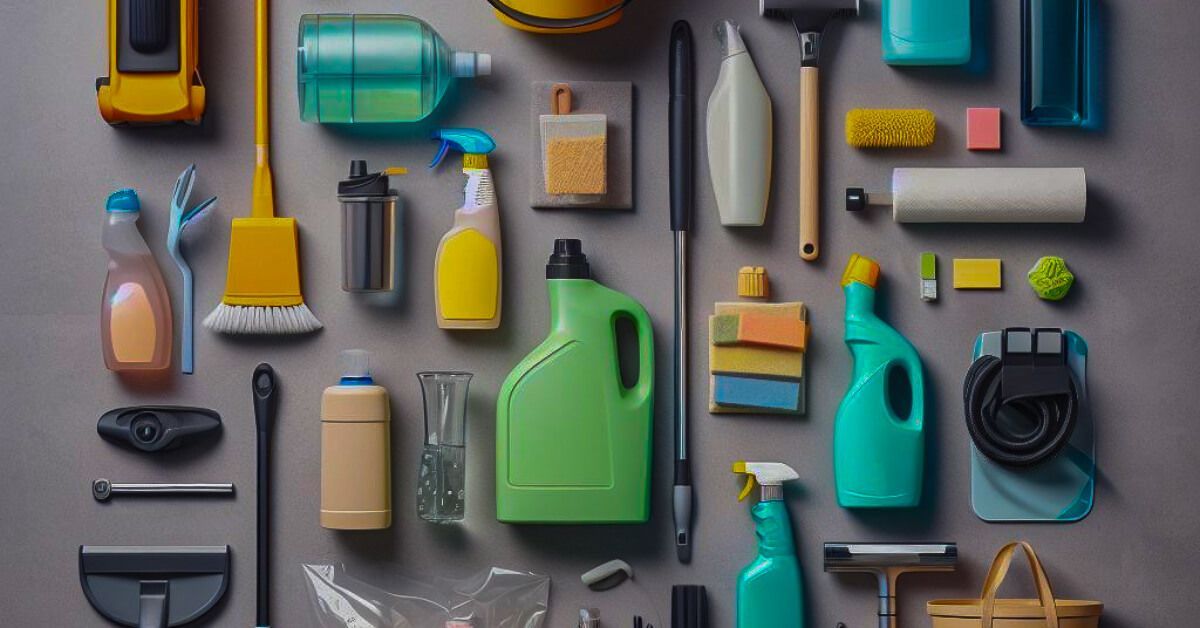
[297,14,492,123]
[496,239,654,523]
[732,462,804,628]
[833,254,926,508]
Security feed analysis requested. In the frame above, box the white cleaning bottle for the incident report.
[706,19,773,227]
[431,128,502,330]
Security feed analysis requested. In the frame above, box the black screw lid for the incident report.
[338,160,391,197]
[546,239,591,279]
[845,187,866,212]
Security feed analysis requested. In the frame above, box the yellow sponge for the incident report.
[953,258,1003,289]
[845,109,936,148]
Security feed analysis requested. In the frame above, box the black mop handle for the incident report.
[252,364,278,628]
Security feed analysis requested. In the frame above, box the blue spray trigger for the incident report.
[428,128,497,169]
[429,140,451,169]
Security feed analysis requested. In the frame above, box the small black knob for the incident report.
[845,187,867,212]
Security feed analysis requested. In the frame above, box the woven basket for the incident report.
[927,542,1102,628]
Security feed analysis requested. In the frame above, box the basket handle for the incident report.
[980,541,1061,628]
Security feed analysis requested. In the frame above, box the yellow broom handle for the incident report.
[252,0,275,218]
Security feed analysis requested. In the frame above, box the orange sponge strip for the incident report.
[713,314,807,350]
[739,314,807,350]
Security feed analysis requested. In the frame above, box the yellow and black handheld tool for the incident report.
[97,0,205,124]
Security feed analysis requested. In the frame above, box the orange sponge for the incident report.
[712,313,807,351]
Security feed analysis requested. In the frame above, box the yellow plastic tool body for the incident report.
[97,0,205,124]
[493,0,625,33]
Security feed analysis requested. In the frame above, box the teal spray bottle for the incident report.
[732,461,804,628]
[833,254,926,508]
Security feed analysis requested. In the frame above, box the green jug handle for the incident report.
[613,302,655,405]
[886,352,925,430]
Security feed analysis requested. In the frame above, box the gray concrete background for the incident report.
[1,0,1197,626]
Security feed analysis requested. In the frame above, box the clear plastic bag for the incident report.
[301,563,550,628]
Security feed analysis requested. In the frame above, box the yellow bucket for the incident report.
[487,0,632,33]
[927,542,1103,628]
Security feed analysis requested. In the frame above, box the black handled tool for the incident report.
[252,363,278,628]
[669,19,694,564]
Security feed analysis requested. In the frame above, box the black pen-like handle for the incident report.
[252,363,277,628]
[669,20,694,233]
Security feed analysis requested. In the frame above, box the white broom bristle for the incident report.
[202,303,323,335]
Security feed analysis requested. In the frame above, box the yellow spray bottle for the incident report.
[430,129,501,330]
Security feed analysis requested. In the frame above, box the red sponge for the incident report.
[967,108,1002,151]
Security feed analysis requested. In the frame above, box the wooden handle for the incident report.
[980,542,1061,628]
[799,66,819,261]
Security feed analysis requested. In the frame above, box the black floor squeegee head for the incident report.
[79,545,230,628]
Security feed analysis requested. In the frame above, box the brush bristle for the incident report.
[202,303,322,335]
[845,109,936,148]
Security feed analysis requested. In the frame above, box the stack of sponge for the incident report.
[709,302,808,415]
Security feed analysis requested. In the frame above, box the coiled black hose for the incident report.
[962,354,1078,467]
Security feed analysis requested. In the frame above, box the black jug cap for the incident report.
[546,239,591,279]
[338,160,391,197]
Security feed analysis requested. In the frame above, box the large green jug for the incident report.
[496,239,654,523]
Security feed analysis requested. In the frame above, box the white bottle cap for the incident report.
[453,52,492,78]
[339,349,371,379]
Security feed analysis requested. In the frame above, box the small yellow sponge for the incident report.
[953,258,1003,289]
[845,109,936,148]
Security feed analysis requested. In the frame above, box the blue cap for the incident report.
[429,128,496,168]
[106,188,140,213]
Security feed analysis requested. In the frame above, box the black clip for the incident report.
[98,406,221,453]
[1000,328,1071,400]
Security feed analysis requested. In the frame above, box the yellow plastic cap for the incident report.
[463,153,489,171]
[841,254,880,289]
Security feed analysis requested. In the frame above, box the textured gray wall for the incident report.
[1,0,1197,626]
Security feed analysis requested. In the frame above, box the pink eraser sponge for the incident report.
[967,108,1002,151]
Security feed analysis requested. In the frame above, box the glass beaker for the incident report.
[417,371,472,522]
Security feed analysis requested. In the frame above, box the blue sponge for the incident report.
[713,375,803,413]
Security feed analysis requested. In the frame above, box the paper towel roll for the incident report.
[892,168,1086,223]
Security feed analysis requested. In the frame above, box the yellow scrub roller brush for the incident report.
[845,109,936,148]
[204,0,320,334]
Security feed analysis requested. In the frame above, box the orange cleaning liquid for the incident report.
[101,189,172,371]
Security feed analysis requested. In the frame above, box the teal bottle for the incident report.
[1021,0,1093,126]
[833,254,926,508]
[882,0,972,66]
[297,14,492,123]
[733,462,803,628]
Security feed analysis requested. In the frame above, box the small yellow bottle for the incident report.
[320,350,391,530]
[431,129,502,330]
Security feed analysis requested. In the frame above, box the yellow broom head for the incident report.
[202,216,321,334]
[845,109,936,148]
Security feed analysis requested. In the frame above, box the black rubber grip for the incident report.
[669,20,694,233]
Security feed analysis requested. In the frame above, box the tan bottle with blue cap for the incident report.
[431,129,502,329]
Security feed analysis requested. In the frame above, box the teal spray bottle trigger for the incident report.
[732,461,804,628]
[833,254,926,509]
[429,129,503,330]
